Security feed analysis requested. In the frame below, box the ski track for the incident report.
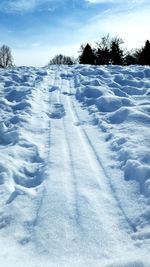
[32,67,140,264]
[68,73,137,233]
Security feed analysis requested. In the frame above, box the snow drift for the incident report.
[0,64,150,267]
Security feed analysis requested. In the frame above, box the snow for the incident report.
[0,64,150,267]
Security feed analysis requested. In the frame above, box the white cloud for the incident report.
[0,0,36,12]
[0,0,58,13]
[9,0,38,12]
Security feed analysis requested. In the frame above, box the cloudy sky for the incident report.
[0,0,150,66]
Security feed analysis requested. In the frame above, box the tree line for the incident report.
[79,35,150,66]
[47,36,150,66]
[0,36,150,68]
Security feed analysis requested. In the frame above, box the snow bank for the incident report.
[74,64,150,265]
[0,67,48,249]
[75,65,150,201]
[108,107,150,124]
[124,160,150,195]
[96,95,133,112]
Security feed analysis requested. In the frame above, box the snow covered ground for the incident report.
[0,64,150,267]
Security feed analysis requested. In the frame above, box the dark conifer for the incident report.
[138,40,150,65]
[79,43,96,65]
[96,48,110,65]
[110,38,124,65]
[96,35,111,65]
[124,53,136,65]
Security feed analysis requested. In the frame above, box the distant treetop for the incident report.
[78,36,150,66]
[48,54,76,65]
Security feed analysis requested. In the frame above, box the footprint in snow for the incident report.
[62,91,74,96]
[48,103,65,119]
[49,86,59,92]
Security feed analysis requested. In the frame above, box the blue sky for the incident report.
[0,0,150,66]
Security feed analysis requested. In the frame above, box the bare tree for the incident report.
[0,45,13,68]
[96,35,111,64]
[48,54,75,65]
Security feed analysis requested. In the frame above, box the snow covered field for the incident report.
[0,64,150,267]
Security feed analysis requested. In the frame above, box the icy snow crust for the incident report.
[0,65,150,267]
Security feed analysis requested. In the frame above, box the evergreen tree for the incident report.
[96,35,111,65]
[124,53,136,65]
[79,43,95,65]
[96,47,110,65]
[110,37,124,65]
[138,40,150,65]
[124,49,138,65]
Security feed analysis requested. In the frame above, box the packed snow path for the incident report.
[0,65,150,267]
[35,69,135,260]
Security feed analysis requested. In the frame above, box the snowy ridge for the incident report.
[0,65,150,266]
[0,67,50,264]
[74,65,150,198]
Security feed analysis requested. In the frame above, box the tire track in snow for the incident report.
[33,67,136,259]
[62,106,81,226]
[51,70,81,226]
[26,71,55,233]
[58,73,116,256]
[30,69,58,236]
[45,70,114,255]
[32,68,83,254]
[67,72,137,234]
[55,69,136,259]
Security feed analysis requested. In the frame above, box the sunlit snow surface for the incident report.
[0,65,150,267]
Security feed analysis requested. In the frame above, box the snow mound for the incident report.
[108,107,150,124]
[0,66,47,206]
[75,65,150,202]
[0,123,19,145]
[6,87,31,102]
[96,95,133,112]
[124,160,150,195]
